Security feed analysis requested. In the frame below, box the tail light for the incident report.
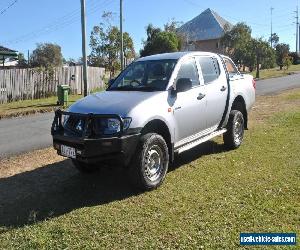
[252,79,256,90]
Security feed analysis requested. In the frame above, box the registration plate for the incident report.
[61,145,76,159]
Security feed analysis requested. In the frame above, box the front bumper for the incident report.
[51,110,140,165]
[53,133,140,165]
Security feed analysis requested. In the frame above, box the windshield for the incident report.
[108,59,177,91]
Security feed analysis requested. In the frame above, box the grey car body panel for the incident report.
[68,91,162,117]
[68,52,255,150]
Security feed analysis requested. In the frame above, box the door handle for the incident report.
[220,86,227,92]
[197,93,206,100]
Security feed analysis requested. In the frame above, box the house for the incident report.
[177,8,233,53]
[0,46,18,67]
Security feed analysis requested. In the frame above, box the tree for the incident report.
[89,12,135,77]
[164,19,183,33]
[269,33,279,47]
[63,58,77,66]
[140,23,181,57]
[221,23,276,73]
[251,38,276,78]
[275,43,290,70]
[30,43,63,68]
[283,55,292,70]
[289,52,300,65]
[220,22,253,69]
[17,53,27,67]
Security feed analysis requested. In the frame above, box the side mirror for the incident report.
[175,78,193,93]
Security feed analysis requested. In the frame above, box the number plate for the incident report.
[61,145,76,159]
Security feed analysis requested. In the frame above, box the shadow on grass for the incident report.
[0,141,225,229]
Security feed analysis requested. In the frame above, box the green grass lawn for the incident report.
[0,95,83,118]
[0,90,299,249]
[251,64,300,80]
[0,88,105,119]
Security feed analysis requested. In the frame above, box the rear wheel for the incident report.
[223,110,245,150]
[129,133,169,191]
[72,160,98,173]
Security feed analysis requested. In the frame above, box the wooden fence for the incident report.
[0,66,105,104]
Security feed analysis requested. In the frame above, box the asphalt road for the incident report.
[255,73,300,95]
[0,113,54,158]
[0,73,299,158]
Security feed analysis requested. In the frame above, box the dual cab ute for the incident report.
[51,52,255,190]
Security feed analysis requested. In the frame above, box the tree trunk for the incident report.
[256,55,260,79]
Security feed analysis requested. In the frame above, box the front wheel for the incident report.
[223,110,245,150]
[129,133,169,191]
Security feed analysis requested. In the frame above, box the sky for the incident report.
[0,0,299,60]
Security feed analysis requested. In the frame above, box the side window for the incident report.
[176,58,200,87]
[198,57,220,84]
[224,58,238,75]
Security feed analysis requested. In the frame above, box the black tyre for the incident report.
[129,133,169,191]
[223,110,245,150]
[72,160,97,173]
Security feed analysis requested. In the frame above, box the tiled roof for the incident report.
[177,8,233,41]
[0,46,17,53]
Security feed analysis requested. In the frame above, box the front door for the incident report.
[172,57,207,144]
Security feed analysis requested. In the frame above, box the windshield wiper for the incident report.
[108,85,134,91]
[136,86,160,92]
[108,85,161,92]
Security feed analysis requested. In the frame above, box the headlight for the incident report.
[123,117,132,130]
[104,118,121,135]
[102,117,131,135]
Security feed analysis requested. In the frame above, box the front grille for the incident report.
[52,110,123,138]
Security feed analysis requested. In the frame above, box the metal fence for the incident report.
[0,66,105,104]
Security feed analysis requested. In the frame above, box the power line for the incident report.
[0,0,115,45]
[0,0,18,15]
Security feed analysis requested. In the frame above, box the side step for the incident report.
[176,129,227,154]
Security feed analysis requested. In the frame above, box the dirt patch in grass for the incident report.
[250,88,300,127]
[0,148,64,178]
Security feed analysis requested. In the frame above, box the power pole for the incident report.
[270,7,274,47]
[27,50,30,68]
[296,6,299,54]
[80,0,88,96]
[120,0,124,70]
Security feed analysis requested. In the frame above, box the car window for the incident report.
[108,59,177,91]
[122,63,145,86]
[224,58,239,75]
[197,57,220,84]
[176,58,200,87]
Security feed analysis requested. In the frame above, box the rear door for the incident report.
[172,57,207,143]
[197,56,228,129]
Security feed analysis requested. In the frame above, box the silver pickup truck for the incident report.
[51,52,255,190]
